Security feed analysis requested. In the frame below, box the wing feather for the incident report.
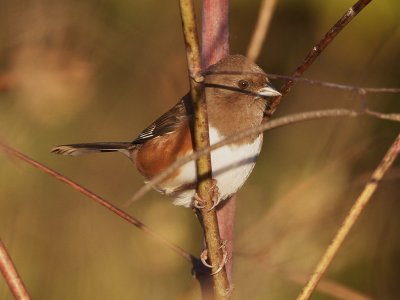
[132,94,192,145]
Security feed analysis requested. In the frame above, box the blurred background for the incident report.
[0,0,399,299]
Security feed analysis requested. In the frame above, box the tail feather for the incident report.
[51,142,133,156]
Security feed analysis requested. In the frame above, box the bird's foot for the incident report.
[193,193,206,209]
[192,179,221,210]
[208,180,221,211]
[200,240,229,275]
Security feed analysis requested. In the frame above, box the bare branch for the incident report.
[202,0,236,291]
[265,73,400,94]
[246,0,277,61]
[267,0,373,114]
[202,0,230,68]
[365,109,400,122]
[129,109,368,203]
[0,239,31,300]
[297,132,400,300]
[179,0,231,298]
[288,272,373,300]
[0,142,193,263]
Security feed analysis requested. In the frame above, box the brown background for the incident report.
[1,1,399,299]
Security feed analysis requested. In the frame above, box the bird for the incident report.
[51,55,281,208]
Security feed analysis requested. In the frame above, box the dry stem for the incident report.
[246,0,277,61]
[0,142,193,263]
[179,0,230,298]
[0,239,31,300]
[202,0,235,289]
[267,0,373,115]
[297,133,400,300]
[130,107,400,202]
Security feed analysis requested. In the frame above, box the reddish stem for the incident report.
[0,239,31,300]
[202,0,235,286]
[202,0,230,68]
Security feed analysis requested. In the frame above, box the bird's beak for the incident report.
[257,83,281,97]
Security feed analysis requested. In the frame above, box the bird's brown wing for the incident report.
[132,94,193,145]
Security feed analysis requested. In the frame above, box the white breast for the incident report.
[163,126,263,207]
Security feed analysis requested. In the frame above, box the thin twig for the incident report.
[365,109,400,122]
[0,142,193,263]
[267,0,373,114]
[129,108,400,202]
[179,0,231,298]
[265,73,400,94]
[289,272,373,300]
[0,239,31,300]
[297,132,400,300]
[129,109,368,203]
[246,0,277,61]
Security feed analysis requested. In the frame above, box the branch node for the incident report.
[191,73,205,83]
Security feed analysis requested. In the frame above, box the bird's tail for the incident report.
[51,142,133,156]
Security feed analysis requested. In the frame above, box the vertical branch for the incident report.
[202,0,235,287]
[179,0,231,299]
[179,0,202,78]
[297,133,400,300]
[0,239,31,300]
[202,0,229,67]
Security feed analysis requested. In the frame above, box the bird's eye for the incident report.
[237,80,249,90]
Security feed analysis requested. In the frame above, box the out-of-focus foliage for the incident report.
[1,1,399,299]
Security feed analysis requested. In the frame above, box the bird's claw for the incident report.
[193,193,206,209]
[200,240,229,275]
[208,180,221,211]
[192,179,221,210]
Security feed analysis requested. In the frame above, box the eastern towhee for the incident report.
[52,55,281,207]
